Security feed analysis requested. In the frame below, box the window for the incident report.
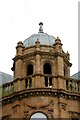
[45,77,48,87]
[49,77,52,86]
[27,64,33,76]
[25,64,33,88]
[28,77,32,88]
[70,80,73,91]
[25,77,32,88]
[25,79,28,88]
[43,63,51,74]
[64,66,66,76]
[43,63,52,87]
[66,80,68,90]
[30,112,47,120]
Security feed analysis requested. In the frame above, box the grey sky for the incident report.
[0,0,79,76]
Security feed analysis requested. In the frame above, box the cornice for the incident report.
[23,44,54,50]
[13,55,23,61]
[12,50,72,66]
[2,88,80,106]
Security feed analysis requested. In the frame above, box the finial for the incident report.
[57,36,60,40]
[56,36,61,42]
[39,22,43,33]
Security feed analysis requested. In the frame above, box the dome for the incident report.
[23,22,56,47]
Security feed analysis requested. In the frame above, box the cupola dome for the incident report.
[23,22,56,47]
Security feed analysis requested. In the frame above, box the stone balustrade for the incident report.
[25,75,32,88]
[1,75,80,97]
[66,78,80,92]
[2,82,14,97]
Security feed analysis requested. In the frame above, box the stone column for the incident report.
[35,40,41,74]
[35,54,41,74]
[53,37,64,76]
[15,41,23,78]
[57,56,64,76]
[13,41,24,92]
[53,37,67,90]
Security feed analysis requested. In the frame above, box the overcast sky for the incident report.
[0,0,79,76]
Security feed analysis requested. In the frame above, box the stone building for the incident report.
[0,23,80,119]
[0,71,13,85]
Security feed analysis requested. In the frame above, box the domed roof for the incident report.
[23,22,56,47]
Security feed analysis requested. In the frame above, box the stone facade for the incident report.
[0,23,80,119]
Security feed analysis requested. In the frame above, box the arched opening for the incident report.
[43,63,52,87]
[64,66,66,76]
[43,63,51,74]
[30,112,47,120]
[27,64,33,76]
[64,64,68,77]
[25,64,33,88]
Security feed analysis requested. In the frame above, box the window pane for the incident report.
[30,112,47,120]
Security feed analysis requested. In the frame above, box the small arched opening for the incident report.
[43,63,52,87]
[27,64,33,76]
[43,63,51,74]
[30,112,47,120]
[25,64,33,88]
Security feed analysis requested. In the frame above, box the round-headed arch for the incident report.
[43,63,52,74]
[30,112,48,120]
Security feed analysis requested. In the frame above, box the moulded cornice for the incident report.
[2,88,80,106]
[12,55,23,61]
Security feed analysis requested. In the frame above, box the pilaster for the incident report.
[35,40,42,87]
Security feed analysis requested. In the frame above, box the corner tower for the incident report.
[12,23,71,92]
[2,23,80,119]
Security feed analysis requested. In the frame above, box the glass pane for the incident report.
[30,112,47,120]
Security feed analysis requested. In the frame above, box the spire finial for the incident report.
[39,22,43,33]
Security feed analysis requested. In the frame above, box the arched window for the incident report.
[25,64,33,88]
[43,63,52,87]
[30,112,47,120]
[64,66,66,76]
[27,64,33,76]
[43,63,51,74]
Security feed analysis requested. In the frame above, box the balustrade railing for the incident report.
[66,78,80,92]
[25,75,32,88]
[1,75,80,97]
[43,74,53,87]
[2,82,14,97]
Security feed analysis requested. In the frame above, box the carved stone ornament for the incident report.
[26,99,54,110]
[24,99,54,119]
[2,114,11,120]
[12,104,20,113]
[59,102,67,111]
[24,110,29,119]
[69,111,80,118]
